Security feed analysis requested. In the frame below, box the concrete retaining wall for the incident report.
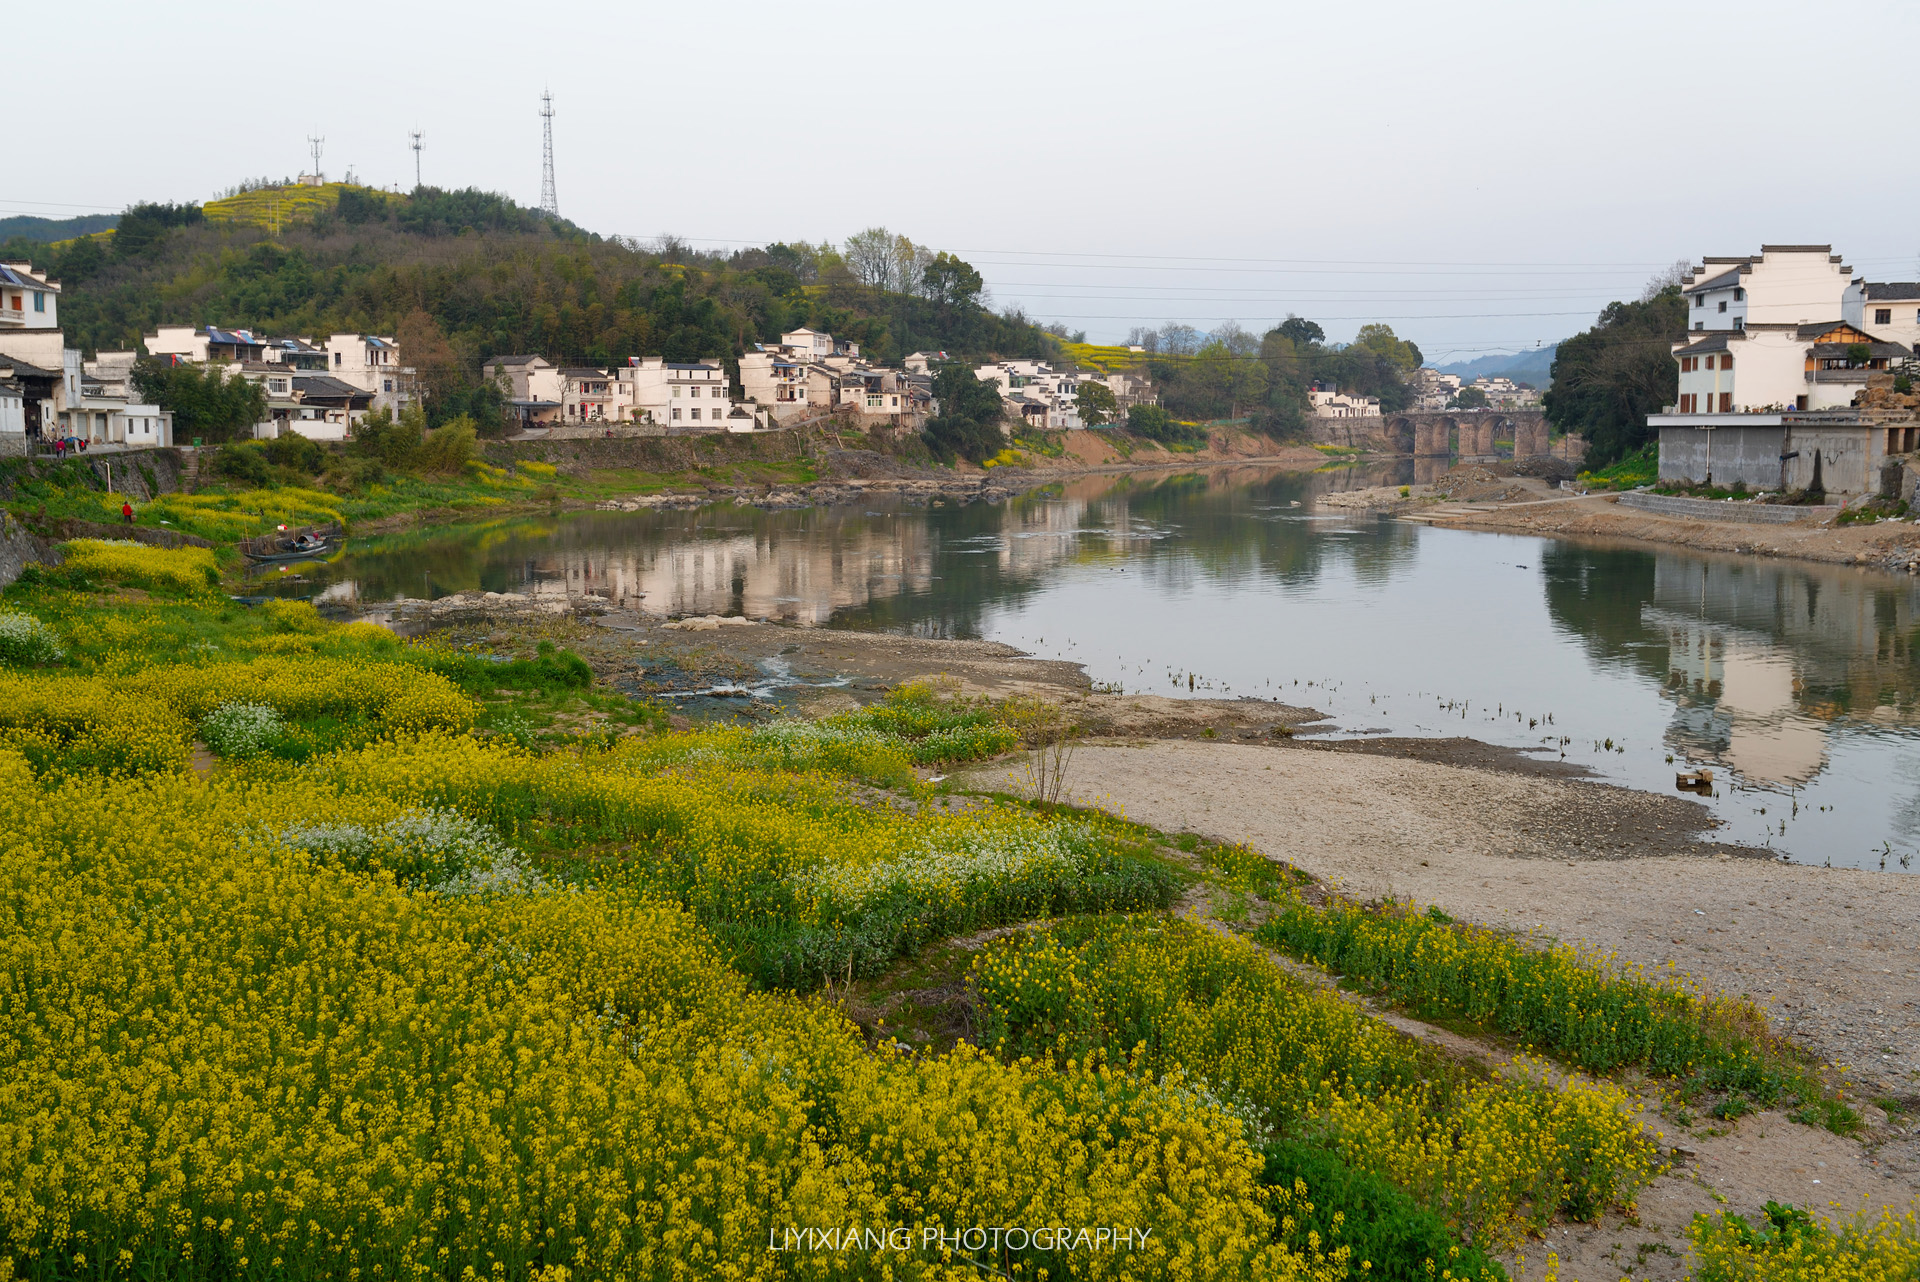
[1657,425,1786,490]
[1617,491,1839,524]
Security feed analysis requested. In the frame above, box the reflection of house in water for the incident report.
[511,494,1100,624]
[1645,552,1920,787]
[1656,620,1829,787]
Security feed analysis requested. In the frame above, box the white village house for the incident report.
[0,264,173,450]
[1651,245,1916,496]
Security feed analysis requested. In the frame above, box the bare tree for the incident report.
[892,235,933,297]
[1641,258,1694,301]
[843,227,896,290]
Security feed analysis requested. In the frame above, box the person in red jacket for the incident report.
[122,501,135,525]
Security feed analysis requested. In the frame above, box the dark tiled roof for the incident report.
[0,264,53,290]
[1674,333,1736,356]
[1810,341,1912,358]
[1863,282,1920,301]
[487,354,544,366]
[1686,267,1745,293]
[1792,322,1856,339]
[293,375,373,401]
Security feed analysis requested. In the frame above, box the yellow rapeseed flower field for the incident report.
[0,545,1908,1281]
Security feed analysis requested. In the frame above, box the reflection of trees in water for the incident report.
[1540,543,1663,675]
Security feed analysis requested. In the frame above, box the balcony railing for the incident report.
[1807,369,1870,383]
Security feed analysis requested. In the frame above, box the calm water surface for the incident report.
[265,465,1920,871]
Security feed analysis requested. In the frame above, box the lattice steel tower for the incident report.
[538,91,558,217]
[409,130,423,188]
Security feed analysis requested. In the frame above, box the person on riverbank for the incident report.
[122,501,135,525]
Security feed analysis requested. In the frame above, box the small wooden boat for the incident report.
[244,528,341,562]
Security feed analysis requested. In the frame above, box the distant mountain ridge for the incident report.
[0,213,119,243]
[1437,344,1557,388]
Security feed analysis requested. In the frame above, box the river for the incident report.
[261,464,1920,872]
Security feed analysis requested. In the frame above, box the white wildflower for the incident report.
[200,701,285,758]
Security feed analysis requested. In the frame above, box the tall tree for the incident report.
[1273,315,1324,348]
[922,253,984,309]
[131,361,266,443]
[923,362,1005,463]
[843,227,897,290]
[1076,380,1119,427]
[1543,287,1687,466]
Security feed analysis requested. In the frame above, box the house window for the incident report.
[1735,288,1744,300]
[6,294,17,311]
[1721,354,1732,370]
[32,292,44,312]
[1695,295,1704,308]
[690,386,700,397]
[672,386,681,397]
[1718,300,1727,313]
[1704,355,1715,370]
[334,352,343,367]
[690,408,701,420]
[383,379,393,392]
[671,407,681,421]
[1718,392,1732,412]
[1877,308,1893,326]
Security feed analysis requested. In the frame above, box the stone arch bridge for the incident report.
[1387,409,1550,459]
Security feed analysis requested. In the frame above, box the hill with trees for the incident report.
[1437,345,1557,389]
[0,185,1057,429]
[0,212,119,242]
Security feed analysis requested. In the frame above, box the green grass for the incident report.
[1255,894,1857,1132]
[1578,443,1657,490]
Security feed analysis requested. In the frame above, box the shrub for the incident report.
[1127,403,1207,446]
[199,701,286,758]
[417,416,478,475]
[261,432,328,474]
[211,442,273,485]
[0,612,64,667]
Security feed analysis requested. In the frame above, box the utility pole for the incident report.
[538,90,559,218]
[409,130,423,189]
[307,134,325,183]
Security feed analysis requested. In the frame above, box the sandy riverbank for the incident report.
[1321,461,1920,572]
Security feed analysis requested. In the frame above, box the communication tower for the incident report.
[538,91,558,218]
[307,135,325,182]
[409,130,423,188]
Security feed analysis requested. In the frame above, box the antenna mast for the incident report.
[409,130,423,189]
[538,91,558,217]
[307,135,325,182]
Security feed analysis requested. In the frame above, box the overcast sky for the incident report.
[14,0,1920,361]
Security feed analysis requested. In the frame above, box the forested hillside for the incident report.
[0,185,1056,386]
